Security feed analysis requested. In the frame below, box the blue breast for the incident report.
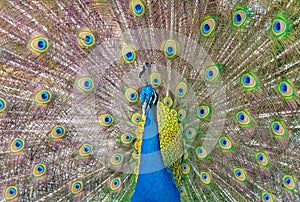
[132,106,180,202]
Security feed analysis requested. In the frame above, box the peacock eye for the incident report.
[78,144,93,157]
[182,163,191,175]
[240,73,258,90]
[130,0,146,17]
[282,175,296,190]
[200,171,211,184]
[162,39,178,59]
[33,164,46,177]
[233,8,248,27]
[272,17,289,37]
[185,127,197,140]
[179,187,186,196]
[234,168,247,182]
[76,77,94,92]
[110,177,122,191]
[150,72,162,88]
[125,87,138,103]
[131,113,142,125]
[204,65,221,82]
[71,181,83,194]
[197,104,211,120]
[120,133,134,145]
[10,138,25,153]
[99,113,114,127]
[121,44,137,63]
[277,80,295,99]
[110,153,123,166]
[261,192,274,202]
[235,109,253,127]
[270,120,286,138]
[35,89,52,104]
[195,146,208,159]
[200,17,216,37]
[28,36,49,54]
[4,186,18,200]
[163,97,173,108]
[218,136,233,150]
[51,126,66,139]
[0,98,7,112]
[255,152,269,167]
[176,81,188,98]
[78,31,95,47]
[177,109,187,122]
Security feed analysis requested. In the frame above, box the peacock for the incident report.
[0,0,299,201]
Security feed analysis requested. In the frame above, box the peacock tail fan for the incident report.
[0,0,299,201]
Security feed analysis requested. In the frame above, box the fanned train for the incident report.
[0,0,299,201]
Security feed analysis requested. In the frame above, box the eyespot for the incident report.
[99,113,114,127]
[120,133,134,145]
[176,81,188,98]
[35,89,52,104]
[179,187,187,196]
[204,65,220,82]
[130,0,146,17]
[200,171,211,184]
[255,152,269,167]
[200,17,216,37]
[110,153,123,166]
[131,113,142,125]
[218,136,233,150]
[28,36,49,54]
[233,8,247,27]
[78,31,95,47]
[79,144,93,157]
[278,80,295,99]
[110,177,122,191]
[0,98,7,112]
[241,73,258,90]
[10,138,25,153]
[272,17,289,37]
[197,104,211,120]
[51,126,66,139]
[270,120,286,138]
[33,164,46,177]
[177,109,187,122]
[163,97,173,108]
[182,163,191,175]
[261,192,274,202]
[71,181,83,194]
[4,186,18,200]
[125,88,138,103]
[76,77,94,92]
[234,168,247,182]
[150,72,162,88]
[132,150,139,160]
[185,127,197,140]
[162,39,178,59]
[121,44,136,63]
[195,146,208,159]
[235,110,252,126]
[283,175,295,190]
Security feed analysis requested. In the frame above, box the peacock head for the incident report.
[140,85,158,116]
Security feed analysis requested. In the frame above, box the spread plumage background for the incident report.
[0,0,299,201]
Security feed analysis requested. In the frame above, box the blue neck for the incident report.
[132,105,180,202]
